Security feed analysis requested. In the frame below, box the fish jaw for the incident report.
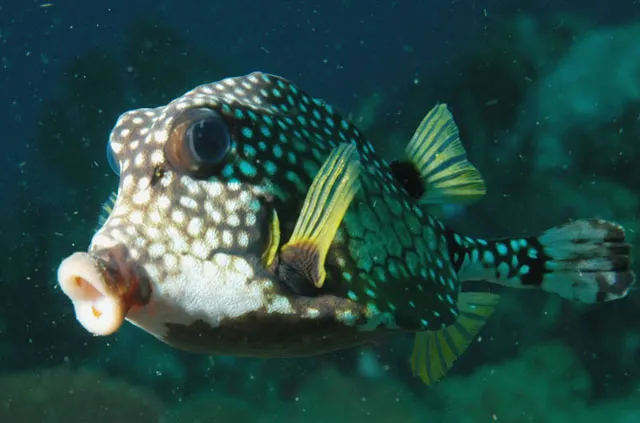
[57,245,151,336]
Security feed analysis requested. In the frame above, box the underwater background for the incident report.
[2,0,640,422]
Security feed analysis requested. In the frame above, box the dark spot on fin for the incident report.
[389,160,425,199]
[404,104,486,204]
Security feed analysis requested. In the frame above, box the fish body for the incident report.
[58,72,635,384]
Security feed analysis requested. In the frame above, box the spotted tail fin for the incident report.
[446,219,635,303]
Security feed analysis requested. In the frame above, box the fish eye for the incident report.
[106,142,120,176]
[164,108,232,177]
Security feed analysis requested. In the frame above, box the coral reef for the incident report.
[0,365,165,422]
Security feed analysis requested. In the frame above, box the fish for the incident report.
[57,72,635,385]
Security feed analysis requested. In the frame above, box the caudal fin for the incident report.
[446,219,635,303]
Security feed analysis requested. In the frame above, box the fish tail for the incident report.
[446,219,635,303]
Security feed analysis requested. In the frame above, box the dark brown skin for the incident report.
[162,295,392,357]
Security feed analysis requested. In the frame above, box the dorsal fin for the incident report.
[401,104,486,204]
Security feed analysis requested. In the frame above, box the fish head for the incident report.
[57,73,308,346]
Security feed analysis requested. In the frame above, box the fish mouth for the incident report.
[57,247,150,336]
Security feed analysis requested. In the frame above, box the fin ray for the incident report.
[279,143,361,289]
[405,104,486,204]
[410,292,500,385]
[97,191,117,227]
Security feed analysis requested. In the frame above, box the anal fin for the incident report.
[410,292,499,385]
[404,104,486,204]
[279,143,361,289]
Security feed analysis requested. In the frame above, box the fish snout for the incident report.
[57,246,151,336]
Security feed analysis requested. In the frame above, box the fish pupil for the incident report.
[389,160,424,199]
[187,114,230,164]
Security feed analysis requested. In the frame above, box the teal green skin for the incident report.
[215,73,460,332]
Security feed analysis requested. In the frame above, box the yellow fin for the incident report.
[405,104,486,204]
[261,208,281,270]
[280,143,361,289]
[410,292,500,385]
[98,191,117,227]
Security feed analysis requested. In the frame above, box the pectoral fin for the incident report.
[279,143,361,289]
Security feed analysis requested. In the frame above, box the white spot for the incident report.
[267,296,294,314]
[163,253,177,269]
[222,230,233,247]
[171,210,185,224]
[135,236,146,248]
[157,195,171,209]
[181,179,201,196]
[90,233,119,251]
[132,190,151,205]
[227,214,240,227]
[205,203,222,223]
[154,129,168,143]
[180,196,198,210]
[214,254,230,267]
[238,231,249,247]
[149,211,162,224]
[130,211,143,225]
[304,308,320,318]
[120,128,131,138]
[166,226,188,253]
[205,228,220,248]
[187,218,203,237]
[150,150,164,165]
[137,176,150,190]
[134,152,145,167]
[146,225,161,240]
[206,182,223,197]
[122,174,134,190]
[110,142,123,153]
[129,248,140,260]
[225,199,239,213]
[191,239,209,259]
